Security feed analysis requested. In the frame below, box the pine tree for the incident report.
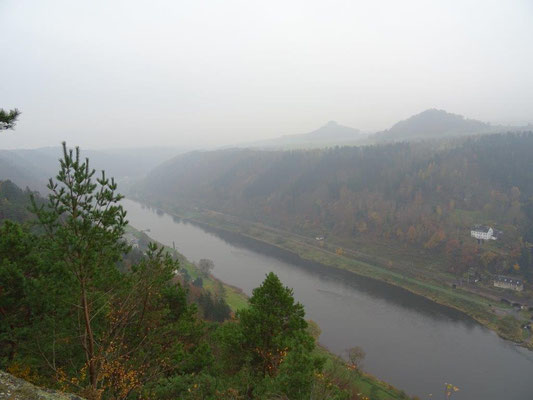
[31,142,128,391]
[0,108,20,130]
[237,272,308,377]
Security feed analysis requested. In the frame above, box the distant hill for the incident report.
[282,121,361,142]
[244,121,366,149]
[0,150,49,192]
[374,109,513,142]
[0,146,182,193]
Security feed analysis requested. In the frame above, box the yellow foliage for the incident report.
[424,230,446,249]
[7,363,39,385]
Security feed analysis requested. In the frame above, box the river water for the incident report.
[123,198,533,399]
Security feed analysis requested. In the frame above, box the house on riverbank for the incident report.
[494,275,523,292]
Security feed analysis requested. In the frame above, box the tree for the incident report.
[0,221,43,365]
[197,292,231,322]
[31,142,128,391]
[424,229,446,250]
[346,346,365,371]
[197,258,214,277]
[237,272,309,378]
[0,108,20,131]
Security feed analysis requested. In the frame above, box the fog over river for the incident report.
[123,198,533,399]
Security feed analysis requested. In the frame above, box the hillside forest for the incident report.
[138,132,533,285]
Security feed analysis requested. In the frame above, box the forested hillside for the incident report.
[138,132,533,283]
[0,151,48,193]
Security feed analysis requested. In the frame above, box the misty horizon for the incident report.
[1,0,532,150]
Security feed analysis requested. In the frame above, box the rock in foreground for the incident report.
[0,370,84,400]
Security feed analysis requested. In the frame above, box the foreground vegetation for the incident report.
[0,145,411,399]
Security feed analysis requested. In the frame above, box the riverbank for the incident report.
[133,198,532,350]
[126,225,249,311]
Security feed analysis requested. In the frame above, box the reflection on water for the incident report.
[124,199,533,400]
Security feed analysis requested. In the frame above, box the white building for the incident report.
[471,225,496,241]
[494,276,523,292]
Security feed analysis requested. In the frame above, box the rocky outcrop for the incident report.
[0,370,84,400]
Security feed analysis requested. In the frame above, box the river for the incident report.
[122,198,533,399]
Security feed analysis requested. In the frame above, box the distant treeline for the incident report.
[138,132,533,280]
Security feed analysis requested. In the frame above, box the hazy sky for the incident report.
[1,0,532,149]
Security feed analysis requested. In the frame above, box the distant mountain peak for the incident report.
[376,109,491,141]
[241,120,365,149]
[409,108,475,121]
[420,108,451,114]
[296,121,360,140]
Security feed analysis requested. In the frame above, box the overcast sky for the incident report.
[1,0,532,149]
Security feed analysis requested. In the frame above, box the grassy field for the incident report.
[185,262,249,311]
